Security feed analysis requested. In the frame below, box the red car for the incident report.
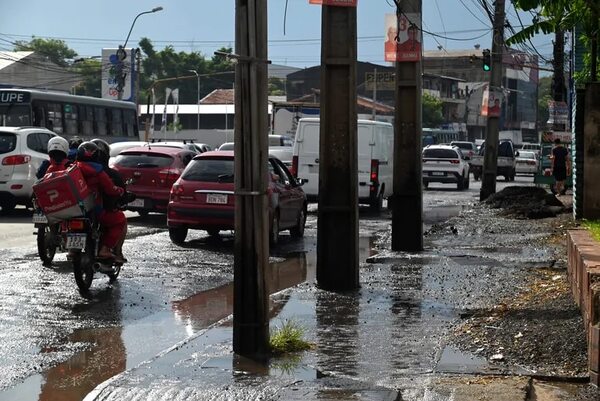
[167,151,307,245]
[112,146,196,215]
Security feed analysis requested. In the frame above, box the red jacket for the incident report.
[45,159,70,175]
[76,161,124,202]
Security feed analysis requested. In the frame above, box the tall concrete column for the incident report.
[316,4,359,291]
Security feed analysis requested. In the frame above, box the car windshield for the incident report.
[423,148,459,159]
[451,142,472,150]
[114,152,174,168]
[0,132,17,154]
[182,158,235,182]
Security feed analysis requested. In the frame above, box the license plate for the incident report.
[32,213,48,224]
[431,172,446,176]
[66,234,87,250]
[206,193,228,204]
[128,198,145,208]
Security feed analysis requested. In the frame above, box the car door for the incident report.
[269,158,302,228]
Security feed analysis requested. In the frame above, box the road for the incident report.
[0,175,537,401]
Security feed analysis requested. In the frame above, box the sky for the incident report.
[0,0,554,69]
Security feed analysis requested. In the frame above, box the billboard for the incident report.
[101,48,136,101]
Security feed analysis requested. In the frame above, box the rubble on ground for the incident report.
[485,186,565,219]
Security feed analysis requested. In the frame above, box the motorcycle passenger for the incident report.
[68,136,83,161]
[36,136,72,179]
[91,138,129,263]
[76,141,126,262]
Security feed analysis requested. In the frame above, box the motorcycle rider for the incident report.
[36,136,72,179]
[68,136,83,161]
[91,138,130,263]
[76,141,126,263]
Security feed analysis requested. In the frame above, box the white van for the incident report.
[291,118,393,211]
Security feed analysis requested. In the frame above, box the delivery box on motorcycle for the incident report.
[32,165,94,223]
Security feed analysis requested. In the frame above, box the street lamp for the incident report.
[188,69,200,131]
[117,6,163,100]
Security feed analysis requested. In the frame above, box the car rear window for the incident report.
[0,132,17,154]
[114,152,174,168]
[451,142,473,150]
[423,148,459,159]
[182,158,234,182]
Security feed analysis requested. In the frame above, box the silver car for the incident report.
[0,127,56,213]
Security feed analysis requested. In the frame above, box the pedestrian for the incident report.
[550,138,570,195]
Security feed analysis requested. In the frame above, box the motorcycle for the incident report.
[64,215,122,292]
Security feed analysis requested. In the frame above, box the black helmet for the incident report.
[69,136,83,149]
[77,141,98,161]
[91,138,110,166]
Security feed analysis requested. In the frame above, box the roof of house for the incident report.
[0,51,35,71]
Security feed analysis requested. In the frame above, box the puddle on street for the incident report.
[424,205,468,225]
[4,236,376,401]
[435,345,491,374]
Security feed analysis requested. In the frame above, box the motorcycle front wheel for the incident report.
[37,224,58,265]
[72,237,95,292]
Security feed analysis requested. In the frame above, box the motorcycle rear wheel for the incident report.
[72,238,95,292]
[37,224,58,265]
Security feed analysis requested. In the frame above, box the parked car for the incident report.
[218,142,234,151]
[521,142,541,155]
[109,141,149,166]
[450,141,477,159]
[515,150,539,175]
[422,144,470,190]
[0,126,56,213]
[167,151,307,245]
[268,146,293,168]
[112,147,196,215]
[145,141,201,153]
[268,135,294,147]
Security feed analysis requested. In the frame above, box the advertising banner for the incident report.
[384,13,421,62]
[481,87,503,117]
[309,0,357,6]
[101,48,135,101]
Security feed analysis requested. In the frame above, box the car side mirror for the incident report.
[296,178,306,186]
[515,151,520,157]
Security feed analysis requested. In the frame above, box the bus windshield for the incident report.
[0,105,31,126]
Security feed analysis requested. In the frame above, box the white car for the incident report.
[0,126,56,213]
[218,142,235,151]
[515,150,539,175]
[268,146,293,168]
[422,144,470,190]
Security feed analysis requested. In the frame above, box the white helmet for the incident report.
[47,136,69,155]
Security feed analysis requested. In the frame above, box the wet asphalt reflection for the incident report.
[0,177,542,400]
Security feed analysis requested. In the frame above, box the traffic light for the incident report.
[482,49,491,71]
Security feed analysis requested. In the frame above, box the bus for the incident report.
[422,128,462,147]
[0,88,139,142]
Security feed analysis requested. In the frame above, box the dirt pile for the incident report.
[485,186,565,219]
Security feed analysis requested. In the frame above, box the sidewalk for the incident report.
[85,193,599,401]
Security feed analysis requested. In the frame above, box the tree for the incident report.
[509,0,600,86]
[422,93,444,127]
[72,59,102,98]
[138,39,235,104]
[268,77,285,95]
[14,38,77,67]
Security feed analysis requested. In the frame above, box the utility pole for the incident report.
[391,0,423,252]
[232,0,270,357]
[480,0,505,201]
[317,3,359,291]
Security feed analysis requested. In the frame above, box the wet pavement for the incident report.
[1,177,598,400]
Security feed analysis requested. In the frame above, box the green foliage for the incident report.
[582,220,600,242]
[269,320,312,355]
[538,76,552,124]
[268,77,286,96]
[14,38,77,67]
[72,59,102,97]
[138,39,235,104]
[422,92,444,128]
